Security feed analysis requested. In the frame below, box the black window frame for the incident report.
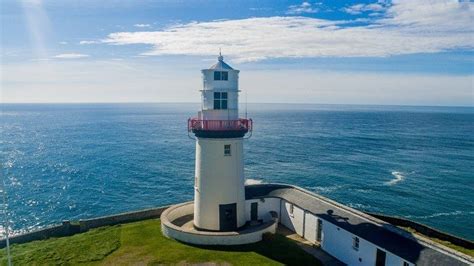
[221,71,228,80]
[352,236,360,251]
[213,71,228,81]
[224,144,231,156]
[214,71,221,80]
[213,92,228,110]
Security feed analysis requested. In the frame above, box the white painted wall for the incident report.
[280,200,305,236]
[386,252,413,266]
[202,69,239,91]
[245,198,281,222]
[194,138,246,230]
[162,202,278,246]
[321,219,411,266]
[200,66,240,120]
[322,220,373,266]
[303,212,318,243]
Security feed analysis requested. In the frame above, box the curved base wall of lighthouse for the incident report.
[161,202,277,246]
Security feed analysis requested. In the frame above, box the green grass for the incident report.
[401,227,474,257]
[0,220,321,265]
[0,226,120,265]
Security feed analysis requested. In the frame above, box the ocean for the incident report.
[1,103,473,240]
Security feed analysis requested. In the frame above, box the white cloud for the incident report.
[79,40,100,45]
[134,23,151,28]
[59,41,68,45]
[343,3,386,15]
[96,0,472,62]
[286,2,320,15]
[2,60,472,105]
[54,53,89,59]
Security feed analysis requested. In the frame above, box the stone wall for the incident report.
[0,206,170,249]
[365,212,474,249]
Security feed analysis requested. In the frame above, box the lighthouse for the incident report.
[188,53,252,231]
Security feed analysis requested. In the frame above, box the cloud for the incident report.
[98,0,473,62]
[54,53,89,59]
[134,23,151,28]
[286,2,320,15]
[79,40,100,45]
[2,60,472,105]
[343,3,386,15]
[59,41,68,45]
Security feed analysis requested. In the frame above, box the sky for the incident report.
[1,0,473,106]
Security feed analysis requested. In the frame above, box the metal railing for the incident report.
[188,118,252,132]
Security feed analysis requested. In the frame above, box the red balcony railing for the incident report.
[188,118,252,132]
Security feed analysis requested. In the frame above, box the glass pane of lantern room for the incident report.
[214,92,221,99]
[222,72,228,80]
[221,100,227,109]
[214,71,221,80]
[221,92,228,99]
[214,100,221,109]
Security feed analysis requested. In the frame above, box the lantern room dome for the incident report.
[208,54,234,70]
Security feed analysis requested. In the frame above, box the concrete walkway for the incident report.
[277,226,346,266]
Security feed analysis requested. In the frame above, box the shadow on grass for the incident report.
[184,233,323,266]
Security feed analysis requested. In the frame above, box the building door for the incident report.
[316,219,323,242]
[375,248,386,266]
[219,203,237,231]
[251,202,258,221]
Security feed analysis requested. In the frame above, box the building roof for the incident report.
[245,183,471,266]
[208,54,234,70]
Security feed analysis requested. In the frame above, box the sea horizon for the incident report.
[2,102,474,109]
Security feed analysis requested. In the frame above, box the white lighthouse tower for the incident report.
[188,53,252,231]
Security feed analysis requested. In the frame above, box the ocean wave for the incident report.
[1,223,43,237]
[245,178,264,185]
[311,185,343,193]
[385,171,405,186]
[9,176,22,187]
[347,203,371,210]
[405,211,474,219]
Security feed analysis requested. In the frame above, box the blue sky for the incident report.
[1,0,473,105]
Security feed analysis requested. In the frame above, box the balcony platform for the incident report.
[188,118,252,138]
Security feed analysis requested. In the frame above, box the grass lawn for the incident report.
[0,219,322,265]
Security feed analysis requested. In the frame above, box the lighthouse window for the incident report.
[224,144,231,156]
[213,92,228,110]
[213,71,228,81]
[352,236,360,251]
[214,71,221,80]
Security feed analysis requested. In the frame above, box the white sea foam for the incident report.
[0,225,12,236]
[245,178,263,185]
[385,171,405,186]
[406,211,474,219]
[347,203,371,210]
[1,223,42,237]
[4,161,14,168]
[9,176,22,187]
[311,185,343,193]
